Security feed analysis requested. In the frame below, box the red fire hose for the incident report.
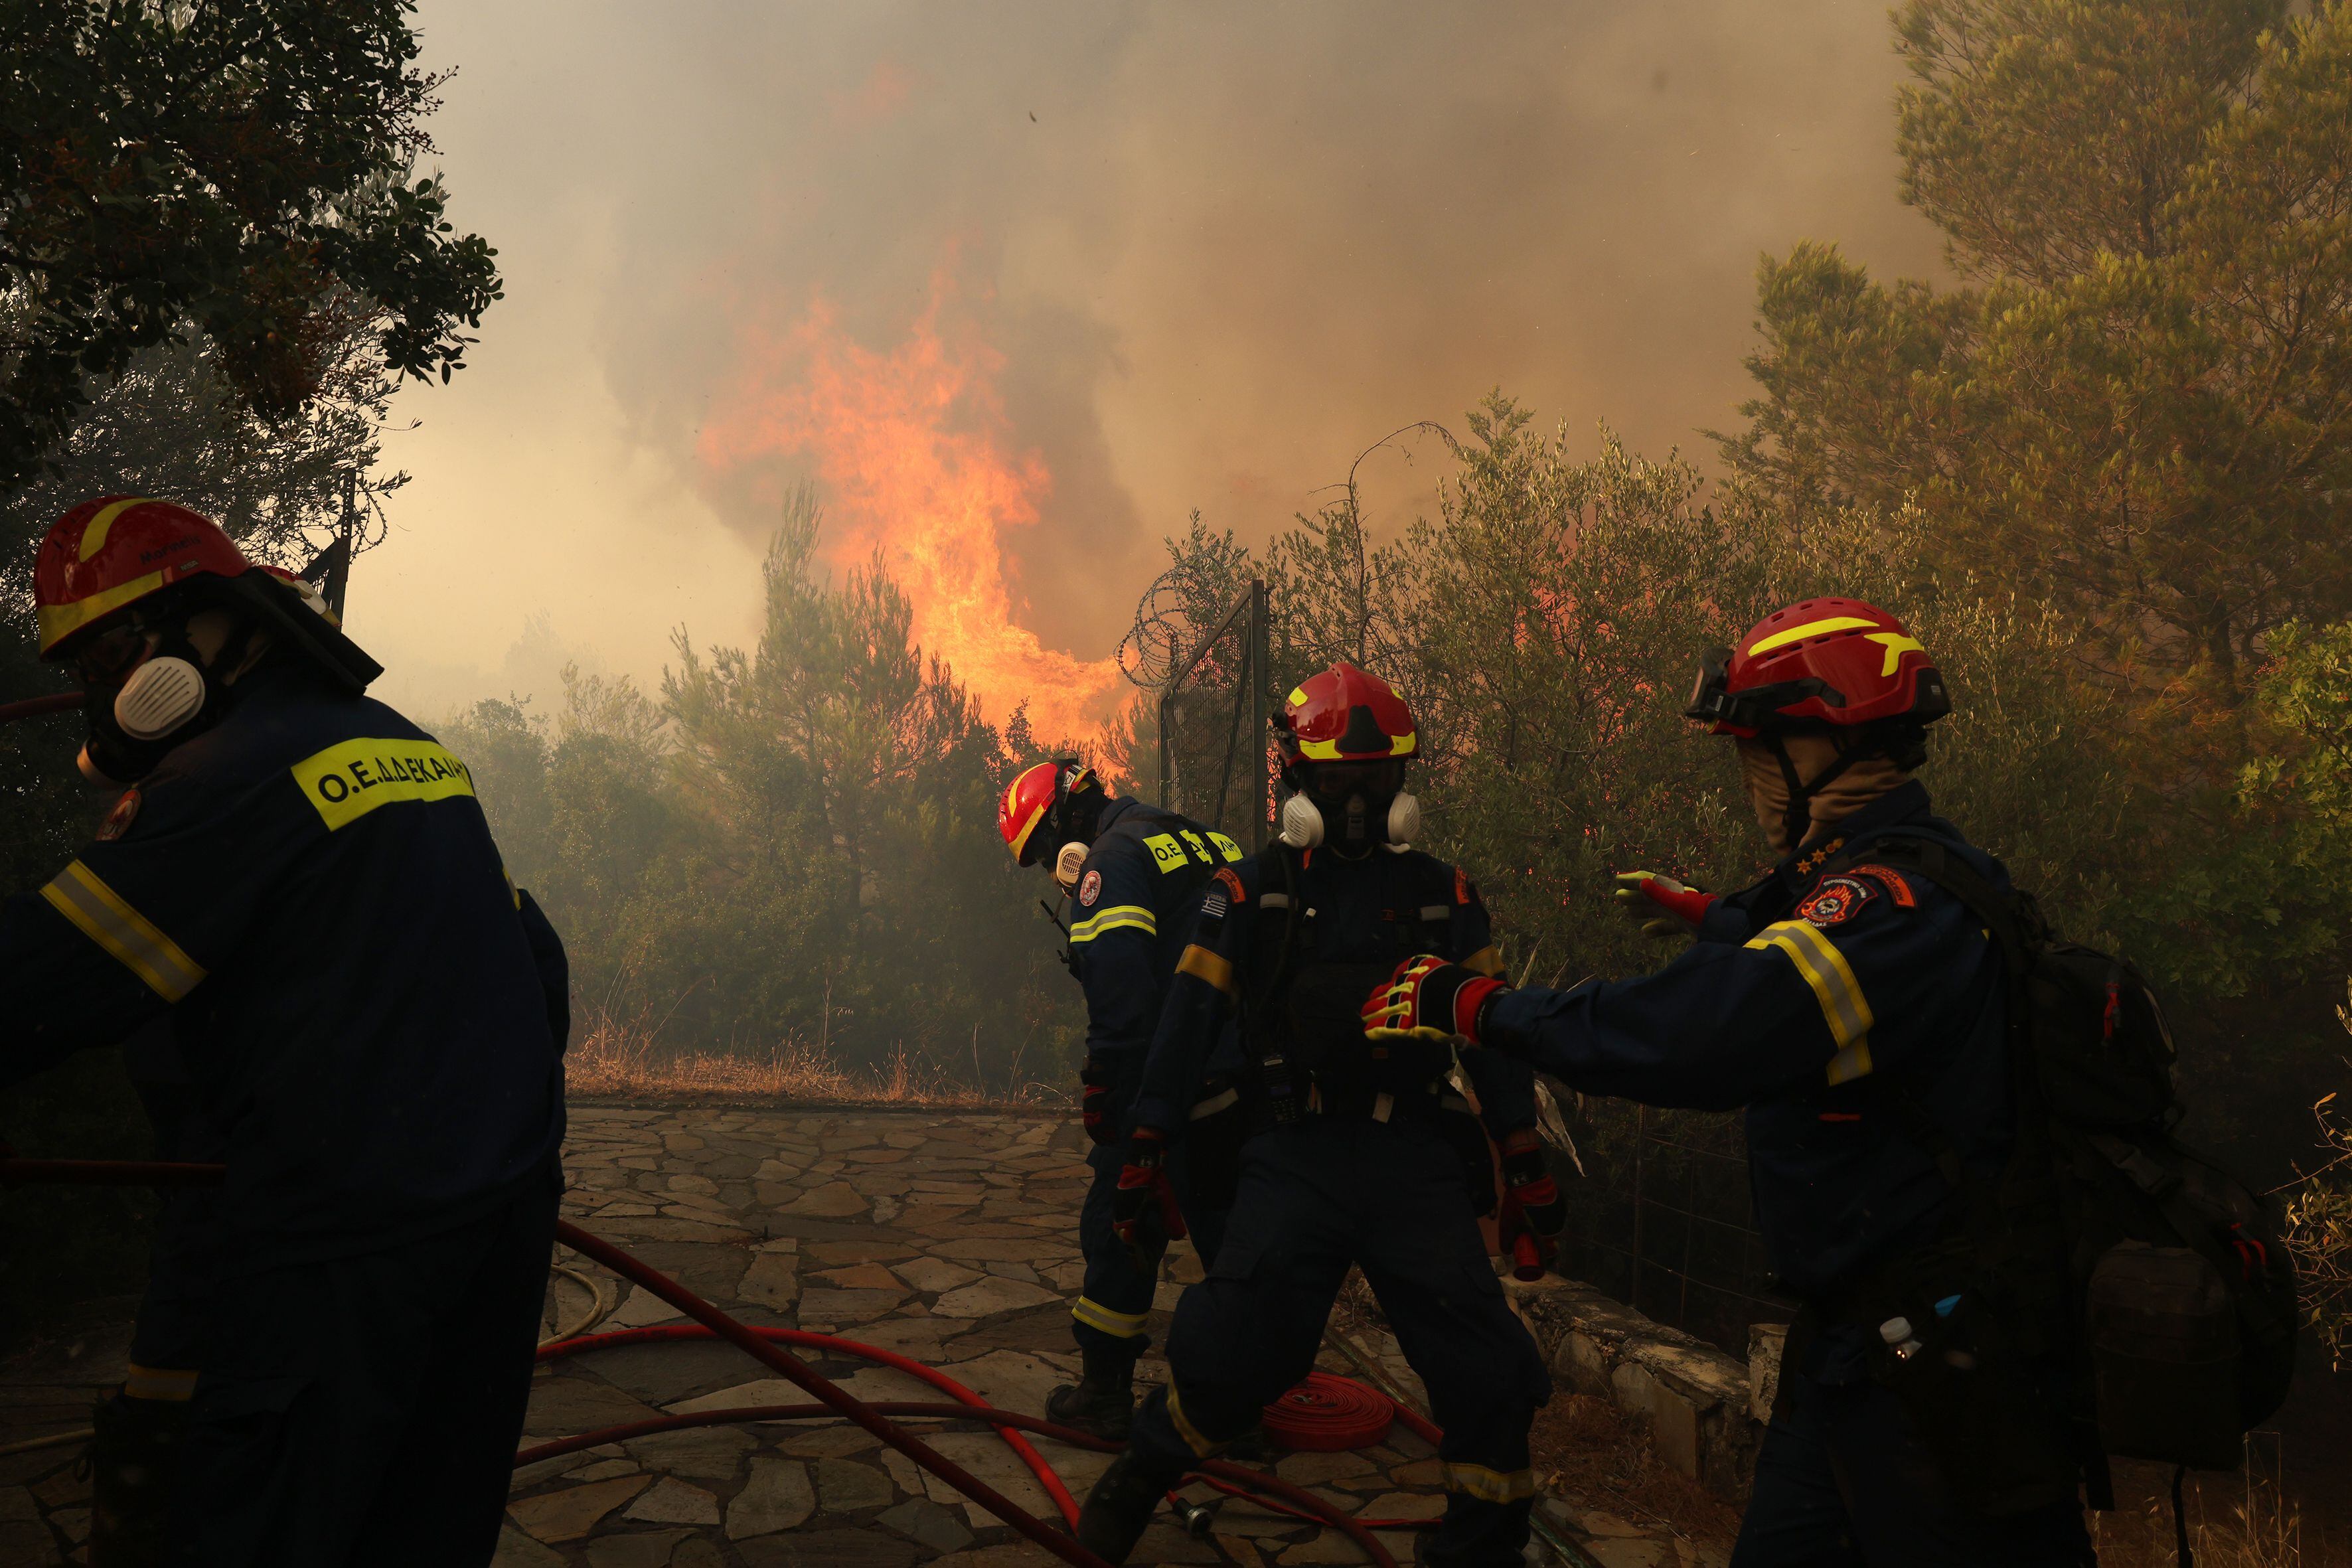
[1,1163,1441,1563]
[538,1322,1081,1528]
[0,691,82,726]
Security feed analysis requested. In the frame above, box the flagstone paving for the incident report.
[0,1103,1714,1565]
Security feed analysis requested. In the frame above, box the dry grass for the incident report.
[1526,1392,1745,1549]
[564,1010,1058,1109]
[2090,1445,2318,1568]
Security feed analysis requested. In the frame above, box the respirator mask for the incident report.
[69,608,251,787]
[1279,759,1417,853]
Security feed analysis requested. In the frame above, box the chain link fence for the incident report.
[1556,1096,1789,1356]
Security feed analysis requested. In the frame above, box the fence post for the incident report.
[1249,579,1269,852]
[1630,1105,1647,1314]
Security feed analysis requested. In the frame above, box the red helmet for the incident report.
[998,759,1097,866]
[1274,662,1417,767]
[33,495,382,689]
[1686,597,1950,738]
[34,497,253,656]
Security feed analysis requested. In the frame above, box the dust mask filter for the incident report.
[1385,791,1420,848]
[1279,793,1325,849]
[1052,840,1089,893]
[114,657,207,741]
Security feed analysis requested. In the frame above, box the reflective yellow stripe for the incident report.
[1070,1296,1151,1338]
[1826,1039,1876,1086]
[123,1364,198,1401]
[1443,1462,1537,1502]
[1867,631,1926,676]
[80,497,154,561]
[1296,728,1414,761]
[1069,905,1156,943]
[1177,944,1237,996]
[37,567,167,652]
[41,861,206,1000]
[1165,1385,1227,1458]
[1461,944,1505,978]
[1207,831,1244,863]
[1745,615,1880,657]
[289,738,475,830]
[1746,919,1874,1080]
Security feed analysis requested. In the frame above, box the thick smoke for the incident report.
[408,0,1942,725]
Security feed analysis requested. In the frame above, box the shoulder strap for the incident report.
[1838,836,2043,959]
[1246,844,1301,1020]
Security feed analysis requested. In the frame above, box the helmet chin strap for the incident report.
[1766,733,1868,852]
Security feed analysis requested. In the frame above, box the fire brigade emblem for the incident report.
[94,788,140,842]
[1078,869,1102,907]
[1796,874,1875,927]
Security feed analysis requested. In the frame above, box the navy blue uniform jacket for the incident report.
[0,665,569,1264]
[1482,783,2015,1303]
[1066,797,1247,1067]
[1137,841,1537,1139]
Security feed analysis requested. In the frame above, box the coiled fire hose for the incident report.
[0,1159,1443,1565]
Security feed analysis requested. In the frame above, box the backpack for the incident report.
[1859,837,2300,1501]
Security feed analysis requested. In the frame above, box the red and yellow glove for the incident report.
[1612,871,1714,939]
[1497,1128,1566,1281]
[1362,955,1508,1046]
[1112,1127,1186,1274]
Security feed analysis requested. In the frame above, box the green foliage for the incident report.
[1154,398,2137,999]
[1729,0,2352,708]
[0,0,500,481]
[443,489,1083,1089]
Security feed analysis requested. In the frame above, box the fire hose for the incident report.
[0,691,82,726]
[0,1158,1443,1564]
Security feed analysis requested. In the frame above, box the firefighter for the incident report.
[1360,600,2096,1567]
[1075,663,1559,1568]
[998,759,1247,1439]
[0,498,570,1568]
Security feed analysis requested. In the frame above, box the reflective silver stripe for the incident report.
[1443,1462,1537,1502]
[1069,905,1156,943]
[1419,904,1449,921]
[1259,892,1291,909]
[1071,1295,1150,1337]
[1188,1086,1240,1121]
[40,860,206,1001]
[1745,919,1873,1048]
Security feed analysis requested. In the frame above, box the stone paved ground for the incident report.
[0,1103,1717,1567]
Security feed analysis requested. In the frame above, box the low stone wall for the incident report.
[1504,1274,1785,1502]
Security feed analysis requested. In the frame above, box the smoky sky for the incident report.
[384,1,1944,718]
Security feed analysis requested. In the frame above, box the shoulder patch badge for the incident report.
[1847,863,1917,907]
[1078,868,1103,907]
[1213,866,1246,902]
[94,788,140,842]
[1796,873,1877,927]
[1454,866,1472,903]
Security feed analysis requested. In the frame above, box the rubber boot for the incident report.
[1045,1346,1137,1441]
[1075,1445,1182,1563]
[1220,1420,1274,1464]
[88,1391,189,1568]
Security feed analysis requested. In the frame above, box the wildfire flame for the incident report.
[698,275,1123,742]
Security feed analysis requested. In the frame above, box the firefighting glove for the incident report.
[1498,1127,1566,1280]
[1612,871,1715,939]
[1361,955,1507,1046]
[1112,1127,1186,1277]
[1078,1057,1121,1146]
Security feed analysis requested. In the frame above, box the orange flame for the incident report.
[698,275,1123,742]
